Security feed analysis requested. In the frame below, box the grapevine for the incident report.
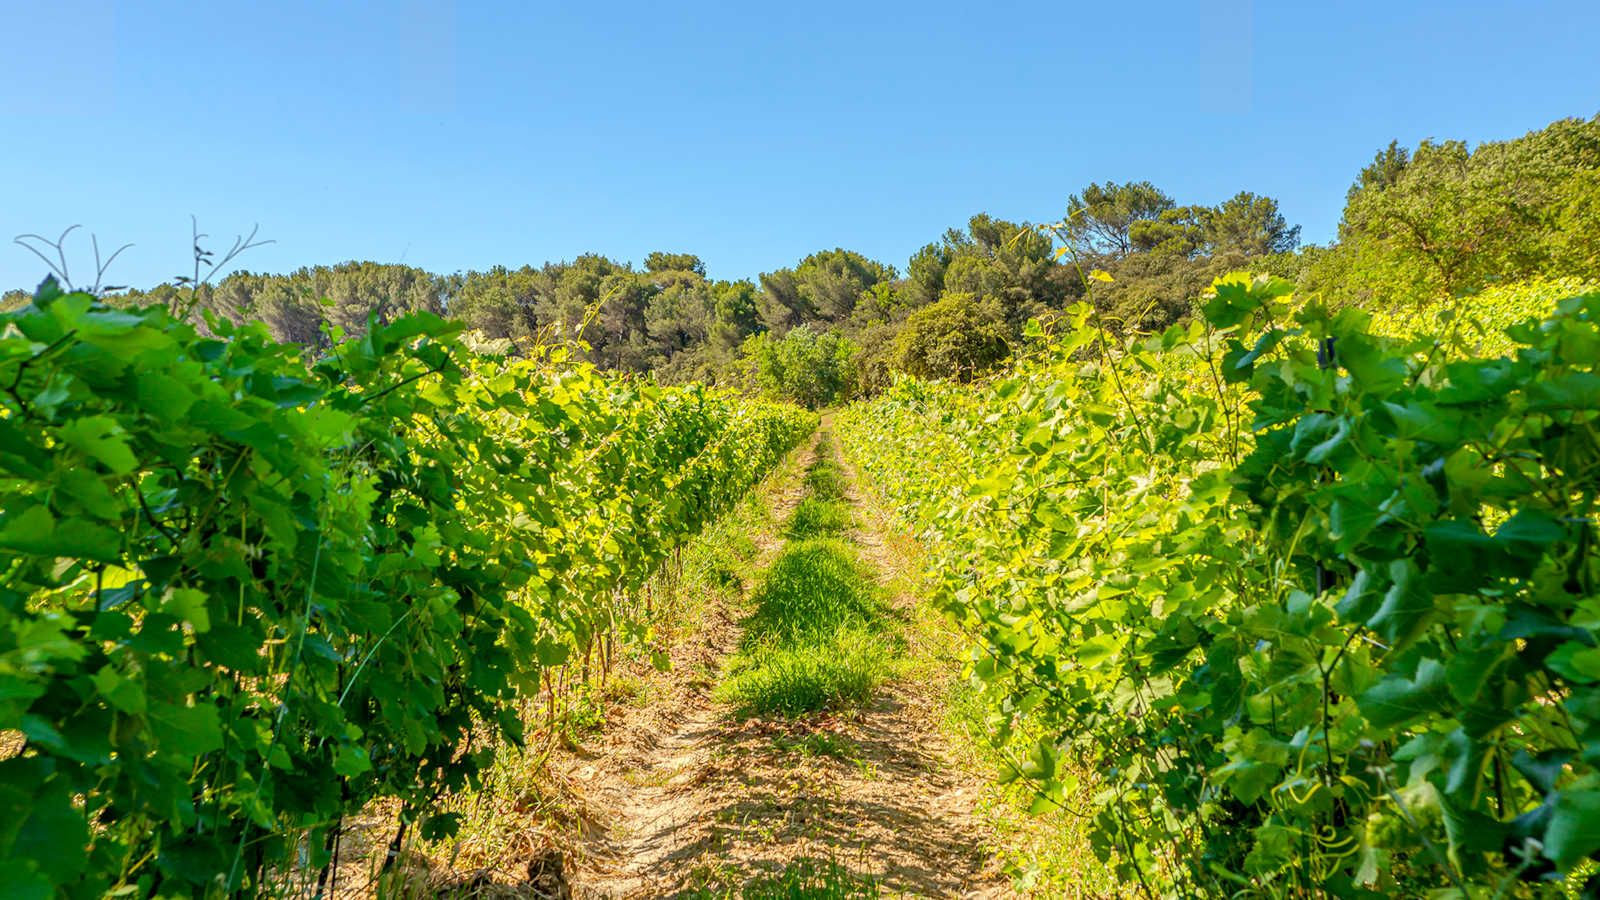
[0,278,814,897]
[840,275,1600,896]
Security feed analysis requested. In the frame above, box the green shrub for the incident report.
[895,291,1010,381]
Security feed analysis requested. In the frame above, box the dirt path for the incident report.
[565,429,1010,899]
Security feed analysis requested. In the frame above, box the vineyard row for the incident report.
[0,278,815,897]
[839,276,1600,897]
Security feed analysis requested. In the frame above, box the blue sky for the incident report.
[4,0,1598,293]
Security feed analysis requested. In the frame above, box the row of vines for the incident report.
[839,275,1600,897]
[0,278,815,897]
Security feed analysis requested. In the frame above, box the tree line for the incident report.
[6,114,1595,407]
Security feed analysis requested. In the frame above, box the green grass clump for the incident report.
[687,859,880,899]
[800,436,849,501]
[719,529,892,716]
[801,464,847,501]
[740,539,879,645]
[787,495,852,539]
[719,628,884,716]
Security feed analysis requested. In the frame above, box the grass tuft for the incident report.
[740,539,878,643]
[787,496,852,539]
[801,464,847,501]
[719,628,885,716]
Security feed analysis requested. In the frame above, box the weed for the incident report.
[692,533,757,595]
[691,659,721,685]
[685,858,880,899]
[728,532,759,561]
[556,683,606,746]
[772,731,860,762]
[800,436,848,501]
[602,673,652,707]
[623,767,675,789]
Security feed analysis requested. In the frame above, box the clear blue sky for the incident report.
[4,0,1598,293]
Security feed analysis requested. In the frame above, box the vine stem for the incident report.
[1046,221,1154,454]
[228,523,327,891]
[1379,771,1475,900]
